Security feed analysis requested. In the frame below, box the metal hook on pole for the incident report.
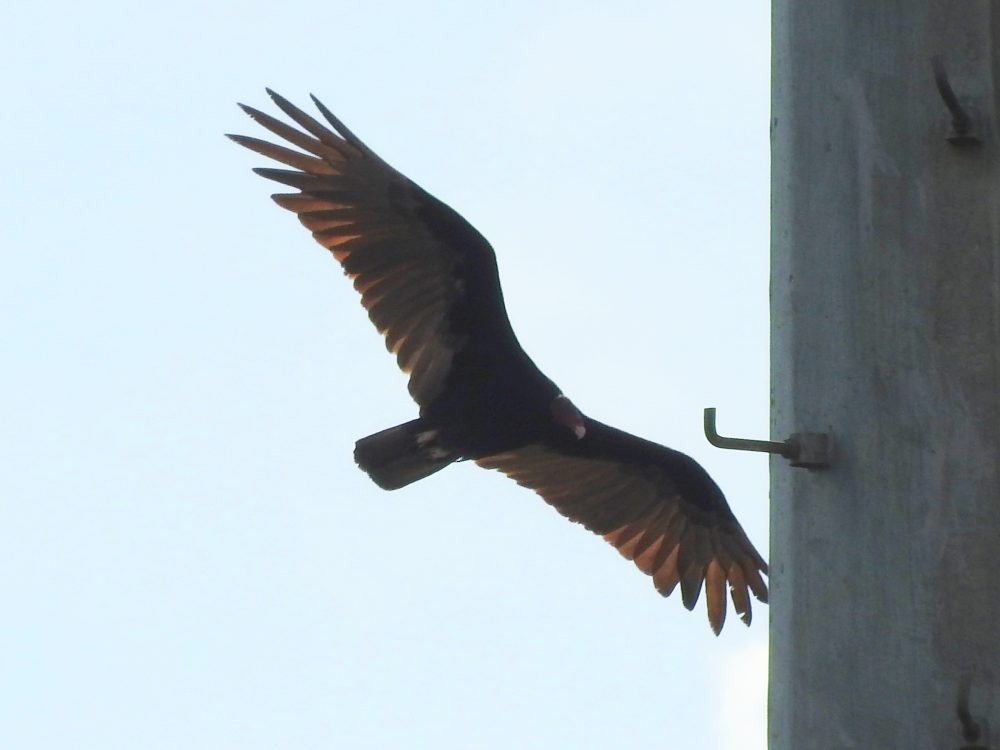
[703,408,832,469]
[931,55,982,146]
[956,676,992,750]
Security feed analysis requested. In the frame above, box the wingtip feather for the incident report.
[679,574,703,612]
[705,560,727,634]
[266,88,298,114]
[238,102,265,121]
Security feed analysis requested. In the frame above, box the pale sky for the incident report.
[3,2,771,748]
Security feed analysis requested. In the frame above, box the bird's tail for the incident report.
[354,419,456,490]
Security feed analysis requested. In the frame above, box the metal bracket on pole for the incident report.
[931,56,983,146]
[703,407,832,469]
[956,677,992,750]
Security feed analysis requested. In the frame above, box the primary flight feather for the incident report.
[230,90,767,634]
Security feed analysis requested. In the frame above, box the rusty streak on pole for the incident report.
[770,2,1000,747]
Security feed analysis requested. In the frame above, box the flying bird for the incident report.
[229,90,767,633]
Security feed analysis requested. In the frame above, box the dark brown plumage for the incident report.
[230,90,767,633]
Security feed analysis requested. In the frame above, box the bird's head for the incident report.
[550,394,586,440]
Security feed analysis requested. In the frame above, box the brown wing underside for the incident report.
[230,91,493,407]
[477,445,768,634]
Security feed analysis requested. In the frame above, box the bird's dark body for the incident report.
[409,185,564,457]
[421,357,562,459]
[232,90,768,632]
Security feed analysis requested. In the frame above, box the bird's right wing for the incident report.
[477,420,768,634]
[229,91,512,408]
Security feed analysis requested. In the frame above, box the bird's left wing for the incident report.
[476,421,768,634]
[229,91,512,408]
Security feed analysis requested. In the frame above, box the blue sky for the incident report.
[3,2,770,747]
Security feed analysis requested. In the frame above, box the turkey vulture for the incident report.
[229,90,767,633]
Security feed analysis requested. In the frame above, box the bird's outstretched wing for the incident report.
[477,419,768,634]
[229,90,511,407]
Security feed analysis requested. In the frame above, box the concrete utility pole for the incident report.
[770,2,1000,748]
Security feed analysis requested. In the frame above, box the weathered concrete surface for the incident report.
[770,2,1000,747]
